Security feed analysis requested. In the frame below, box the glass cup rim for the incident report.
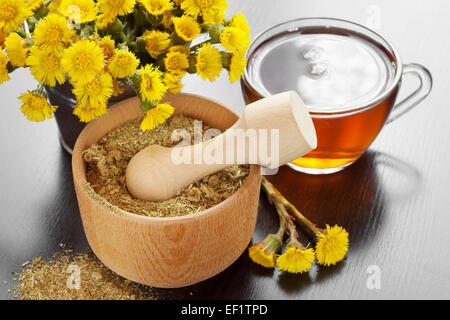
[243,17,404,118]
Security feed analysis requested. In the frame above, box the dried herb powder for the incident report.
[83,116,250,217]
[14,251,160,300]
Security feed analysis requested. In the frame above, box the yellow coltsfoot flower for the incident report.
[139,0,173,16]
[0,50,10,84]
[277,241,315,274]
[164,51,189,77]
[0,0,32,32]
[73,73,114,110]
[172,15,201,42]
[108,49,139,78]
[142,30,171,58]
[96,12,117,30]
[138,64,167,102]
[48,0,62,13]
[98,0,135,18]
[249,196,287,269]
[112,77,124,97]
[97,36,116,62]
[59,0,99,24]
[271,198,315,274]
[5,33,28,67]
[315,225,349,267]
[0,29,9,48]
[227,54,247,84]
[181,0,227,22]
[62,40,105,84]
[33,13,76,52]
[27,46,65,86]
[26,0,45,13]
[195,42,222,82]
[73,100,108,122]
[203,9,225,25]
[161,10,173,28]
[220,26,251,56]
[229,12,250,37]
[168,45,190,56]
[140,103,174,131]
[19,91,58,122]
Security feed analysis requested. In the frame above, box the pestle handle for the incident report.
[126,91,317,201]
[237,91,317,166]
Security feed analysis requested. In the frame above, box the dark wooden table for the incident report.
[1,0,449,300]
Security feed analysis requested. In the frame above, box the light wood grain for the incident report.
[72,93,262,288]
[1,0,450,300]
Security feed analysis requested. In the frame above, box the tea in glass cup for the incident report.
[242,18,432,174]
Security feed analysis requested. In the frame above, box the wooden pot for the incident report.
[72,93,261,288]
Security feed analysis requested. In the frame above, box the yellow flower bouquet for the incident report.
[0,0,250,130]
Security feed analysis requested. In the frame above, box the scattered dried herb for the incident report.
[83,116,249,217]
[14,251,161,300]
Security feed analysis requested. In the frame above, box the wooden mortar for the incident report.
[72,93,261,288]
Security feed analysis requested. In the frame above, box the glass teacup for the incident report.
[241,18,432,174]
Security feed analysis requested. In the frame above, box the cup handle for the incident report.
[386,63,433,124]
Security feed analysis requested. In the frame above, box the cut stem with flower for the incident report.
[248,202,286,268]
[0,0,251,130]
[273,201,315,274]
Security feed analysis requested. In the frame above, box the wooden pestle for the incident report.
[126,91,317,201]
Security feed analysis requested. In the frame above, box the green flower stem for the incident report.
[274,206,287,241]
[146,13,162,26]
[261,177,324,237]
[135,38,146,53]
[273,200,306,250]
[220,52,231,69]
[108,19,125,42]
[132,7,147,31]
[15,30,27,38]
[208,24,224,43]
[33,83,47,97]
[131,72,141,94]
[34,6,49,20]
[24,38,35,46]
[273,202,291,236]
[26,17,38,33]
[258,206,286,256]
[187,55,197,73]
[126,22,138,43]
[140,99,157,113]
[119,31,128,43]
[262,200,286,245]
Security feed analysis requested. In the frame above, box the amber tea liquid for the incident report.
[242,27,398,173]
